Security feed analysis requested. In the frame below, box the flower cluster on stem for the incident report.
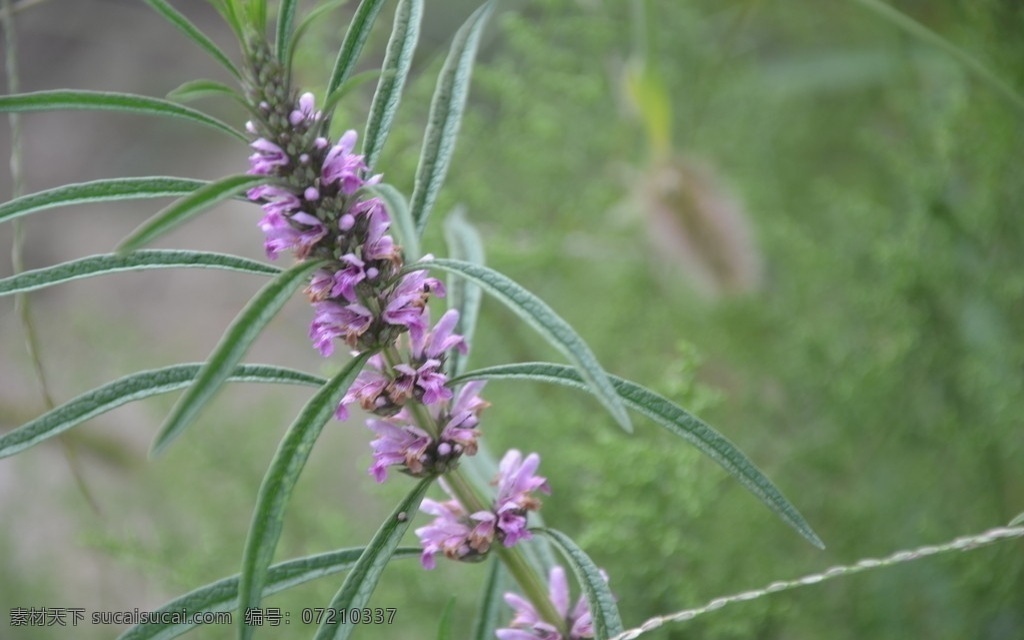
[415,450,550,569]
[241,35,578,640]
[242,39,440,355]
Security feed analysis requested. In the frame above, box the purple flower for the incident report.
[322,130,374,194]
[413,446,545,571]
[306,268,335,302]
[336,354,391,420]
[309,300,373,356]
[415,498,475,569]
[257,210,326,260]
[410,308,467,361]
[248,138,289,175]
[247,184,300,216]
[289,92,320,126]
[496,450,551,511]
[493,450,550,546]
[446,380,490,430]
[360,201,401,264]
[364,407,481,482]
[381,269,445,332]
[415,483,495,569]
[367,413,433,482]
[496,566,602,640]
[331,254,367,301]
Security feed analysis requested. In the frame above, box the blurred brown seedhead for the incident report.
[637,154,762,297]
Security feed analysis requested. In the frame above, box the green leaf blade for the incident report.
[142,0,242,79]
[237,352,373,640]
[442,207,485,378]
[0,251,279,296]
[452,362,824,549]
[286,0,348,73]
[118,547,421,640]
[276,0,300,62]
[0,177,208,225]
[326,0,388,97]
[417,259,632,432]
[150,259,325,456]
[167,79,244,104]
[409,1,494,236]
[436,597,457,640]
[470,560,508,640]
[313,478,433,640]
[0,91,246,141]
[363,0,423,169]
[117,174,265,252]
[0,364,324,460]
[535,528,623,640]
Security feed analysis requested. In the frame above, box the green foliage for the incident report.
[5,1,1023,639]
[238,352,373,640]
[0,364,320,459]
[409,1,495,236]
[141,0,242,80]
[312,478,432,640]
[424,259,633,432]
[0,90,245,140]
[153,259,325,455]
[363,0,423,170]
[402,0,1024,637]
[0,251,278,296]
[0,177,209,224]
[117,175,267,252]
[453,360,821,548]
[536,528,624,639]
[119,547,421,640]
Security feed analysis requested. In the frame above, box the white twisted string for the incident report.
[609,525,1024,640]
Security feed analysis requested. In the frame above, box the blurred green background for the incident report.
[1,0,1022,639]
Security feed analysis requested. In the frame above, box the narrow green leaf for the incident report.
[368,183,419,260]
[1010,512,1024,527]
[0,251,278,296]
[119,547,421,640]
[470,559,507,640]
[117,174,266,252]
[325,0,387,97]
[167,79,244,105]
[0,177,208,225]
[363,0,422,169]
[238,352,373,640]
[535,528,623,640]
[276,0,300,62]
[151,259,325,456]
[286,0,348,74]
[409,1,494,236]
[416,259,632,432]
[0,364,323,460]
[250,0,268,34]
[313,478,433,640]
[322,69,384,121]
[452,362,825,549]
[142,0,242,79]
[436,596,457,640]
[443,207,484,377]
[0,91,246,141]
